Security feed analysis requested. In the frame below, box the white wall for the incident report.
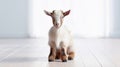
[0,0,29,38]
[109,0,120,37]
[30,0,106,38]
[0,0,119,38]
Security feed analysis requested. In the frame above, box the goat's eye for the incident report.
[51,12,53,15]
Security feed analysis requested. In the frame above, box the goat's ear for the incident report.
[44,10,52,16]
[63,10,70,17]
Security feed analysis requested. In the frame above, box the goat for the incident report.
[44,10,74,62]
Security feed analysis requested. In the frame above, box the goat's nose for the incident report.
[56,23,59,26]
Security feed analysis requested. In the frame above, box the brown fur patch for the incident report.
[55,49,61,59]
[68,52,75,60]
[61,55,67,62]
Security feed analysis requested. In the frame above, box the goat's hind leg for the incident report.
[55,49,60,59]
[68,51,75,60]
[67,46,75,60]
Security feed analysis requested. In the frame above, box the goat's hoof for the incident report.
[62,60,67,62]
[68,57,73,60]
[48,59,54,62]
[48,55,55,62]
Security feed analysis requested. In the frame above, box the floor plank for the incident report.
[0,38,119,67]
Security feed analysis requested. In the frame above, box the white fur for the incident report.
[49,25,73,48]
[53,10,63,26]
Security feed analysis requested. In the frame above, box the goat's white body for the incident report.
[48,25,73,52]
[45,10,74,61]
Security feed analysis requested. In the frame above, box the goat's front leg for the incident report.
[61,48,67,62]
[60,42,67,62]
[48,41,56,62]
[48,47,56,62]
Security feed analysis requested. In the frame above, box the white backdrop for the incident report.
[29,0,113,38]
[0,0,118,38]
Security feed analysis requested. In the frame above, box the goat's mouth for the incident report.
[54,25,61,28]
[55,26,60,28]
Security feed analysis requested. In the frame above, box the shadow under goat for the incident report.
[44,10,75,62]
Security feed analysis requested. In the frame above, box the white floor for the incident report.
[0,38,120,67]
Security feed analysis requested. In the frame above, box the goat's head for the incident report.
[44,10,70,28]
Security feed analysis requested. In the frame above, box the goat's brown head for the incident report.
[44,10,70,28]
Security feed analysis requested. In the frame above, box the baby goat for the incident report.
[44,10,74,62]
